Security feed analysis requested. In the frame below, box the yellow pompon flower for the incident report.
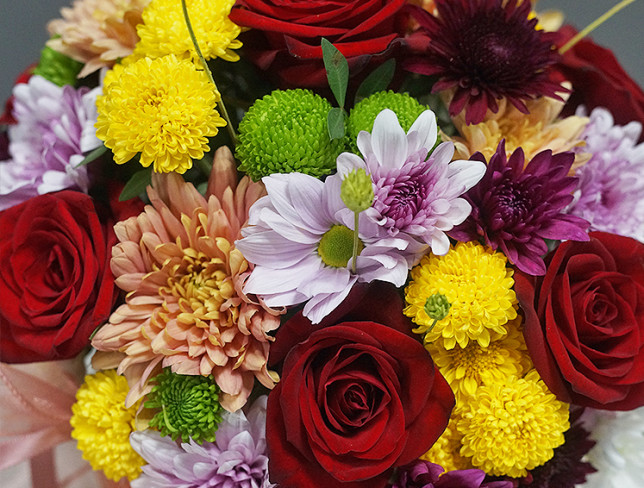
[404,241,518,349]
[421,415,473,473]
[457,370,570,478]
[96,54,226,173]
[427,317,533,399]
[70,370,144,481]
[129,0,241,63]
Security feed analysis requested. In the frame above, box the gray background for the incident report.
[0,0,643,102]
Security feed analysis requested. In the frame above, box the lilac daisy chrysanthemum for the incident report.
[450,140,590,275]
[130,395,274,488]
[235,171,410,324]
[404,0,564,125]
[567,107,644,242]
[0,75,101,211]
[337,109,485,260]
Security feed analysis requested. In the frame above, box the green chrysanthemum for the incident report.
[347,91,432,152]
[146,369,224,443]
[236,89,344,181]
[33,45,83,87]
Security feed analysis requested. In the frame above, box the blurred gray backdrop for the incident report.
[1,0,643,101]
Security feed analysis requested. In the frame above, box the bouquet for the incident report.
[1,1,644,487]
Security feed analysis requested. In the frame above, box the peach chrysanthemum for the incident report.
[92,147,282,412]
[47,0,149,78]
[446,90,590,172]
[128,0,241,63]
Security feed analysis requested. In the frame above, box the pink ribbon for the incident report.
[0,360,80,471]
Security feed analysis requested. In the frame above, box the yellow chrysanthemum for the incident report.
[96,54,225,173]
[129,0,241,63]
[427,317,532,399]
[404,241,518,349]
[457,370,570,478]
[421,415,473,472]
[70,370,144,481]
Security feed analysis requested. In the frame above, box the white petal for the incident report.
[303,275,358,324]
[235,230,312,269]
[257,207,321,244]
[447,159,487,192]
[430,232,451,256]
[371,109,408,169]
[243,254,321,294]
[336,152,366,177]
[356,130,374,158]
[299,266,352,296]
[408,109,438,154]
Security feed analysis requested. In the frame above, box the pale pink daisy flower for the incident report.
[337,108,486,259]
[92,147,282,412]
[235,171,411,324]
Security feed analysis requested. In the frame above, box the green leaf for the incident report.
[75,145,108,168]
[321,38,349,108]
[119,168,152,202]
[355,59,396,102]
[327,107,346,140]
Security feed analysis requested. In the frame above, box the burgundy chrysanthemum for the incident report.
[389,460,513,488]
[404,0,565,125]
[519,422,597,488]
[450,140,589,275]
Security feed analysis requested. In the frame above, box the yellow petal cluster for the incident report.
[95,54,225,173]
[404,241,518,349]
[129,0,241,63]
[421,415,473,472]
[426,317,532,399]
[457,370,570,478]
[70,370,144,481]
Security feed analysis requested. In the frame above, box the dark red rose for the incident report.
[267,282,455,488]
[229,0,407,88]
[555,25,644,141]
[0,191,117,362]
[515,232,644,410]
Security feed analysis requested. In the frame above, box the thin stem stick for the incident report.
[559,0,637,54]
[181,0,238,145]
[352,212,359,274]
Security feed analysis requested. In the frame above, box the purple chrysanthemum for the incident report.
[450,140,590,275]
[0,75,101,211]
[390,460,512,488]
[404,0,564,125]
[337,109,485,260]
[130,395,274,488]
[566,107,644,242]
[236,171,411,324]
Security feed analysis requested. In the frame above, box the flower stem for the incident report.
[559,0,637,54]
[181,0,238,145]
[352,211,359,274]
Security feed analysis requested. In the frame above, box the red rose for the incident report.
[229,0,406,88]
[0,191,117,362]
[267,282,454,488]
[555,25,644,141]
[515,232,644,410]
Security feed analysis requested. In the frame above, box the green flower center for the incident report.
[318,225,364,268]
